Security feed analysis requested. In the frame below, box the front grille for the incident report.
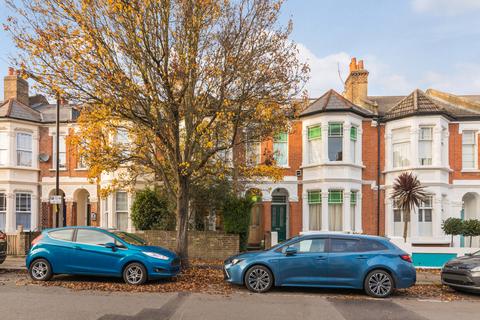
[442,274,474,286]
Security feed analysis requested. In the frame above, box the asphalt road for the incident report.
[1,272,479,320]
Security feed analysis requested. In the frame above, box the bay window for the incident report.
[350,126,358,163]
[328,123,343,161]
[308,190,322,230]
[419,127,432,166]
[307,125,322,164]
[328,190,343,231]
[462,130,476,169]
[0,132,8,166]
[115,191,128,231]
[273,132,288,166]
[16,193,31,231]
[392,127,410,168]
[0,193,6,231]
[16,132,32,167]
[418,195,433,237]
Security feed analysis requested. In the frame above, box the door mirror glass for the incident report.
[285,247,297,256]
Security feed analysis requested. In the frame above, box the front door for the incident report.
[271,204,286,242]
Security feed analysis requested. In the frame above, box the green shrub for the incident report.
[222,194,254,251]
[462,219,480,248]
[442,217,464,247]
[131,188,176,230]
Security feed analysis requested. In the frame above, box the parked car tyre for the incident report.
[364,269,394,298]
[29,258,53,282]
[244,265,273,293]
[123,262,147,285]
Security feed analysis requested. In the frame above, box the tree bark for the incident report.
[403,210,410,242]
[176,177,190,267]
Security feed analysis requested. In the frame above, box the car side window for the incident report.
[284,238,326,253]
[48,229,74,241]
[357,239,388,252]
[330,239,359,253]
[76,229,114,245]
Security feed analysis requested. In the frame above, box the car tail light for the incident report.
[0,232,6,240]
[400,254,412,263]
[31,234,43,246]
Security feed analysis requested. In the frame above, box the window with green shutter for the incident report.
[308,191,321,204]
[328,190,343,204]
[274,132,288,142]
[328,123,343,137]
[308,126,321,140]
[350,126,357,141]
[350,192,357,205]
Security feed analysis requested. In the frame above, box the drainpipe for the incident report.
[376,116,381,236]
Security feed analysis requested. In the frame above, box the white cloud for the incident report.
[297,44,350,97]
[411,0,480,15]
[422,64,480,94]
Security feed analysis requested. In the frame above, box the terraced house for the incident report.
[246,58,480,249]
[1,60,480,250]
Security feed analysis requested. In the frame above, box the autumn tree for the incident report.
[5,0,308,263]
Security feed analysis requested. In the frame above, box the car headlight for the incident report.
[471,266,480,272]
[143,252,169,260]
[231,258,244,265]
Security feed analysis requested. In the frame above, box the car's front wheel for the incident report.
[364,269,394,298]
[244,265,273,293]
[123,262,147,285]
[29,258,53,281]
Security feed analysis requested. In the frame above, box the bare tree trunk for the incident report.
[403,210,410,242]
[176,177,190,267]
[451,234,454,247]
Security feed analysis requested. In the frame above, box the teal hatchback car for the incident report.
[26,227,180,285]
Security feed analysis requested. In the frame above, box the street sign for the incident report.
[50,195,62,204]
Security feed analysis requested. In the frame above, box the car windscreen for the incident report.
[113,231,147,246]
[269,236,300,251]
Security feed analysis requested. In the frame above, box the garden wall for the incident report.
[134,230,239,260]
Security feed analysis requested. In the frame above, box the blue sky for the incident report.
[1,0,480,98]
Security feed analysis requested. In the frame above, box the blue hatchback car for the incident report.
[26,227,180,285]
[224,233,416,298]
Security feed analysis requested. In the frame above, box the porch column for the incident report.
[90,200,99,227]
[65,199,76,226]
[343,191,351,232]
[321,191,329,231]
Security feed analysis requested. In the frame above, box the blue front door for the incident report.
[277,238,329,285]
[327,238,366,288]
[72,229,125,275]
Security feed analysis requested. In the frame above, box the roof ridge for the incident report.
[323,89,333,111]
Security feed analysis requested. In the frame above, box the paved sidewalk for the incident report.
[0,256,26,270]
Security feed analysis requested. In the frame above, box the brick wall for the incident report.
[449,123,480,182]
[134,230,239,260]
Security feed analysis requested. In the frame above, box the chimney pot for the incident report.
[349,57,357,72]
[8,67,14,76]
[358,60,364,70]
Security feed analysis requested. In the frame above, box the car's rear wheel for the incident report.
[123,262,147,285]
[364,269,394,298]
[29,258,53,281]
[244,265,273,293]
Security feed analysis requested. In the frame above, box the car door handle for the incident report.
[356,255,368,260]
[315,256,327,260]
[74,246,84,250]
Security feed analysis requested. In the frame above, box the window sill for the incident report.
[384,166,452,173]
[49,168,68,172]
[0,165,40,171]
[301,162,364,169]
[461,169,480,173]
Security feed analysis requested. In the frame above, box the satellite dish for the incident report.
[39,153,50,162]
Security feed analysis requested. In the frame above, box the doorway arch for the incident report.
[74,189,91,226]
[462,192,480,247]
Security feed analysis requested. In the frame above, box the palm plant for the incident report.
[391,172,427,242]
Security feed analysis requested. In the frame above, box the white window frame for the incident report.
[115,191,128,231]
[419,126,433,166]
[328,123,343,162]
[15,192,32,231]
[350,126,358,164]
[273,132,288,167]
[0,132,8,166]
[418,195,433,237]
[307,190,322,231]
[307,125,322,164]
[462,130,477,170]
[392,127,410,168]
[52,134,67,169]
[16,132,33,167]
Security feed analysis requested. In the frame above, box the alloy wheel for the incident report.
[126,265,144,284]
[31,261,48,280]
[247,268,271,292]
[368,272,392,297]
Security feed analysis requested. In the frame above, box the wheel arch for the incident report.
[363,266,397,289]
[121,260,149,279]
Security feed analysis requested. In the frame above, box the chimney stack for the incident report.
[3,68,29,106]
[343,57,369,107]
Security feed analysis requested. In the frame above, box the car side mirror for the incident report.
[285,247,297,256]
[104,242,117,251]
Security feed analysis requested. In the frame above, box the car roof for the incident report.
[299,232,389,241]
[44,226,109,232]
